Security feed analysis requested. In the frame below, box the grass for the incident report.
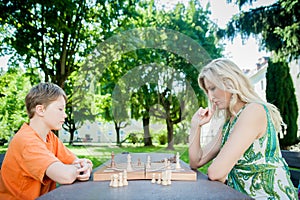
[0,143,210,174]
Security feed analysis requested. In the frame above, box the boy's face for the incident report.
[43,95,67,130]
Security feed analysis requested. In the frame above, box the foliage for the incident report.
[174,122,189,145]
[225,0,300,60]
[125,132,143,145]
[0,0,139,142]
[0,0,222,149]
[158,133,167,145]
[266,60,298,147]
[131,82,158,146]
[94,0,222,149]
[0,68,31,140]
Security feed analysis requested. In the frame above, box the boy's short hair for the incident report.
[25,82,67,119]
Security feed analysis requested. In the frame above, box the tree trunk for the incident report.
[143,117,152,146]
[114,121,121,145]
[166,118,174,150]
[68,121,76,145]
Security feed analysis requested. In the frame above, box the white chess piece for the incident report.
[123,176,128,186]
[161,171,168,186]
[167,161,172,185]
[123,170,128,186]
[112,174,119,187]
[109,175,113,187]
[164,158,168,168]
[167,170,172,185]
[157,174,161,184]
[127,154,133,171]
[118,173,123,187]
[146,155,151,168]
[151,174,156,183]
[176,152,181,169]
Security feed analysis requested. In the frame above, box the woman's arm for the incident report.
[189,127,222,169]
[189,104,221,169]
[207,103,267,182]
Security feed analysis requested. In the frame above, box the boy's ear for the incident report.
[35,105,45,116]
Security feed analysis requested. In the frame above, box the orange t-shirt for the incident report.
[0,123,76,200]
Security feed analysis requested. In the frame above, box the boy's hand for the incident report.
[74,159,93,181]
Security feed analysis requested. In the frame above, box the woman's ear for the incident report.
[35,105,45,116]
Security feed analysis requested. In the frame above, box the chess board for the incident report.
[93,153,197,181]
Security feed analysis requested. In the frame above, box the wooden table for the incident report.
[37,153,253,200]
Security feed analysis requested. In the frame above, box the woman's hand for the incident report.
[191,103,216,127]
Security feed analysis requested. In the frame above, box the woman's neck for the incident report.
[228,101,247,121]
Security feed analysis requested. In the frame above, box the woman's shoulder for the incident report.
[244,102,266,113]
[240,102,267,121]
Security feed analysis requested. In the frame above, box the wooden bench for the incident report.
[281,150,300,187]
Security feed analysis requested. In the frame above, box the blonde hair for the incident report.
[198,58,283,132]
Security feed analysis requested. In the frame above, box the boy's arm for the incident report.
[46,161,79,184]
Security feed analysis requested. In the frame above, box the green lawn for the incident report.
[0,143,210,174]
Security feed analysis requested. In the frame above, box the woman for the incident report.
[189,58,297,199]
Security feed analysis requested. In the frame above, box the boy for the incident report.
[0,82,93,200]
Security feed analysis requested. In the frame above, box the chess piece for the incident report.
[166,161,172,185]
[146,155,151,168]
[109,175,113,187]
[111,151,116,168]
[127,154,133,171]
[167,170,172,185]
[118,173,123,187]
[164,158,168,168]
[157,174,161,184]
[123,170,128,186]
[161,171,168,186]
[112,174,119,187]
[176,152,181,169]
[151,174,156,184]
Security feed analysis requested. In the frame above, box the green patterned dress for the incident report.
[221,104,297,199]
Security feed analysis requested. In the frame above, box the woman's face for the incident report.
[204,78,232,110]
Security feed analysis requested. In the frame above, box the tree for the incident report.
[138,0,222,149]
[131,84,158,146]
[266,60,298,148]
[0,0,139,142]
[225,0,299,147]
[0,68,31,141]
[226,0,300,60]
[74,0,222,149]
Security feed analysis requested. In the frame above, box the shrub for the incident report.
[158,134,167,145]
